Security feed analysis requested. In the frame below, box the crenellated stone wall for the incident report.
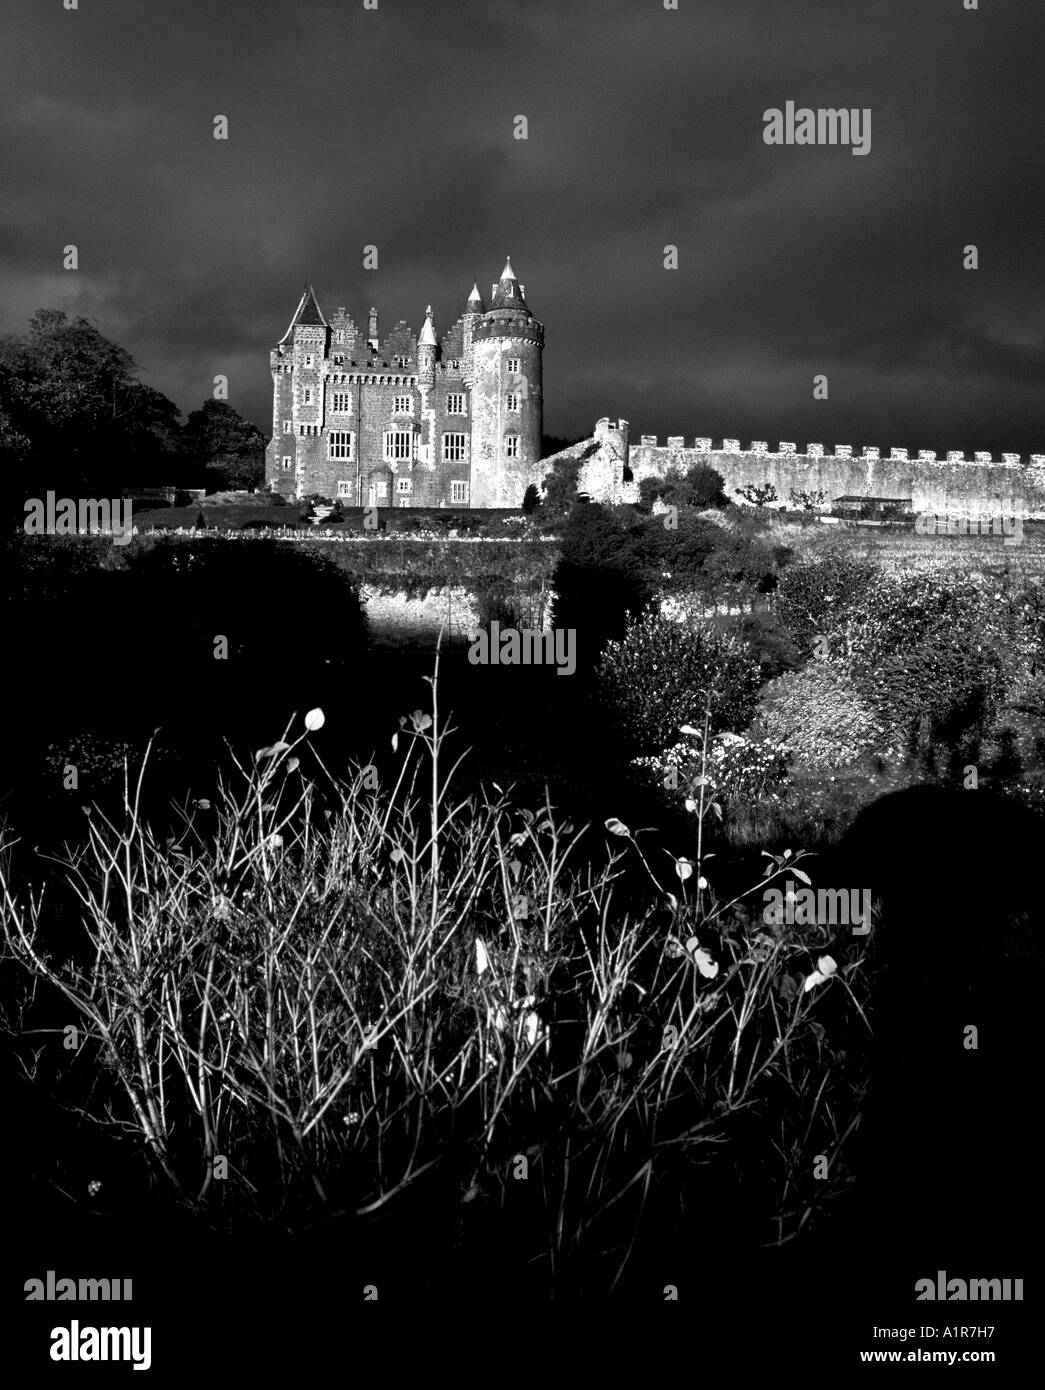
[544,421,1045,518]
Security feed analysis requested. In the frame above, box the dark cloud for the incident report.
[2,0,1042,455]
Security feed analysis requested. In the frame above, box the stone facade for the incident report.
[265,259,544,509]
[545,421,1045,520]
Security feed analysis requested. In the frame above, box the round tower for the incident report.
[468,257,544,509]
[417,305,437,388]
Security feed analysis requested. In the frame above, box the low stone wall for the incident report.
[360,584,555,646]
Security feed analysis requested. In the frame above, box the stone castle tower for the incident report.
[264,258,544,508]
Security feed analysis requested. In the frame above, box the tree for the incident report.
[521,483,541,515]
[736,482,779,508]
[182,400,265,491]
[0,309,186,495]
[789,488,828,512]
[662,462,727,510]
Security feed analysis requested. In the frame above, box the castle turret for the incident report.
[417,306,437,387]
[367,307,379,351]
[265,284,328,498]
[469,257,544,508]
[462,280,484,386]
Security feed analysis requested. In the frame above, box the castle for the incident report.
[264,257,544,508]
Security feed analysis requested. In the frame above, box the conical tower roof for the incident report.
[418,306,438,347]
[466,280,485,313]
[278,283,327,344]
[490,256,529,311]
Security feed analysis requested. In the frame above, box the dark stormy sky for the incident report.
[3,0,1044,456]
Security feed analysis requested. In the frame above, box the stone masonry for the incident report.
[264,258,544,510]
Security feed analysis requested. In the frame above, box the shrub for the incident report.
[597,612,762,752]
[660,462,727,511]
[634,731,792,808]
[754,660,890,769]
[521,483,541,515]
[845,572,984,676]
[773,552,879,657]
[852,633,1005,754]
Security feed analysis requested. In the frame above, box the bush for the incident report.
[754,660,890,769]
[521,484,540,515]
[852,633,1005,754]
[597,612,762,752]
[773,553,879,657]
[633,731,792,808]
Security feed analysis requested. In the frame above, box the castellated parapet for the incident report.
[543,426,1045,518]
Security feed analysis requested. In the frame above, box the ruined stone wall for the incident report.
[616,433,1045,519]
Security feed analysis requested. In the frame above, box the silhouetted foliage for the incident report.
[0,309,186,495]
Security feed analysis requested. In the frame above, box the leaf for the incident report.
[816,954,837,977]
[255,741,290,763]
[390,847,405,864]
[791,869,812,886]
[304,708,325,732]
[604,817,630,837]
[693,947,719,979]
[286,757,300,773]
[475,938,490,976]
[391,732,399,752]
[675,858,694,882]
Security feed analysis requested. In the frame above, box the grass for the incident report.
[0,653,871,1298]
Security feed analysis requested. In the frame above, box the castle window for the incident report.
[507,358,520,374]
[376,478,389,499]
[328,431,354,461]
[281,456,292,471]
[446,393,466,415]
[447,358,460,371]
[335,331,345,344]
[333,354,344,365]
[506,392,521,412]
[331,391,352,413]
[336,480,351,497]
[303,388,314,405]
[304,355,315,368]
[283,421,292,433]
[505,434,520,459]
[298,424,319,436]
[451,480,469,503]
[397,478,412,494]
[384,429,413,462]
[442,432,467,462]
[393,395,414,415]
[394,355,408,368]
